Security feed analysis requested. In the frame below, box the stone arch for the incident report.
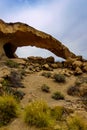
[0,19,76,59]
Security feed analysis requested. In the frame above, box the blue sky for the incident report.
[0,0,87,60]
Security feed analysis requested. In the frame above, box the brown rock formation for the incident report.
[0,19,76,59]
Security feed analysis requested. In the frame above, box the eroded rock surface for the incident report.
[0,19,76,59]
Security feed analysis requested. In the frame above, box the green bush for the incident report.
[2,79,10,87]
[54,74,66,83]
[67,114,87,130]
[52,92,64,100]
[5,60,19,68]
[24,100,53,128]
[51,106,65,121]
[41,84,50,93]
[41,72,51,78]
[0,95,18,126]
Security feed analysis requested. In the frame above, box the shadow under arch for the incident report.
[3,43,16,58]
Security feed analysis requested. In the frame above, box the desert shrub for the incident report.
[5,60,19,68]
[52,92,64,100]
[1,72,24,100]
[2,71,23,88]
[7,71,23,88]
[41,72,51,78]
[13,90,25,100]
[67,114,87,130]
[2,71,24,99]
[1,79,12,94]
[41,84,50,93]
[1,79,10,87]
[54,74,66,83]
[67,86,80,96]
[0,95,18,126]
[24,100,53,128]
[51,106,65,121]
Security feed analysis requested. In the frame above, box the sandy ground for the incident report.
[5,68,87,130]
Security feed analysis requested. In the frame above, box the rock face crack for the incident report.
[0,19,76,59]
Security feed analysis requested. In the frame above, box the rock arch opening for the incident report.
[3,43,16,58]
[16,46,64,61]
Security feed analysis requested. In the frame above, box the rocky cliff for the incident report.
[0,19,76,59]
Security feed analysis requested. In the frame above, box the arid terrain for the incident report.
[0,56,87,130]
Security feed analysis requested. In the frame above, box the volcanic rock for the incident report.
[0,19,76,59]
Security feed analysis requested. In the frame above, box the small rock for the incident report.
[74,67,83,75]
[50,63,58,69]
[46,56,54,63]
[43,64,50,70]
[0,66,10,78]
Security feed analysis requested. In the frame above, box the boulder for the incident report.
[63,57,75,68]
[50,63,58,69]
[82,62,87,72]
[0,19,76,59]
[46,56,54,63]
[0,66,10,78]
[42,64,52,71]
[74,67,83,75]
[42,64,49,70]
[72,60,82,69]
[59,69,73,77]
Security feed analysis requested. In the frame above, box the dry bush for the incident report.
[67,114,87,130]
[54,74,66,83]
[41,84,50,93]
[52,91,64,100]
[24,100,53,128]
[0,95,19,126]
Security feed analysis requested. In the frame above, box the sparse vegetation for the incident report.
[1,70,24,100]
[67,86,80,96]
[41,72,52,78]
[67,114,87,130]
[51,106,65,121]
[0,95,18,126]
[24,100,53,128]
[52,92,64,100]
[41,84,50,93]
[5,60,19,68]
[0,56,87,130]
[13,90,25,100]
[54,74,66,83]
